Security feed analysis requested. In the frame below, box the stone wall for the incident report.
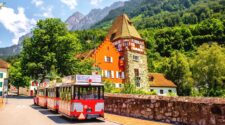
[105,93,225,125]
[124,50,148,90]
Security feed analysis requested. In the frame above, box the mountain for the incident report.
[0,1,124,58]
[71,1,124,30]
[65,11,84,30]
[0,33,32,58]
[92,0,225,29]
[0,44,21,58]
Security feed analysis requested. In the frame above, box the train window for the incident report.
[45,89,48,96]
[74,86,79,100]
[98,86,104,99]
[78,86,103,100]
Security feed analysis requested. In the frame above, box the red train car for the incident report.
[47,86,60,111]
[36,87,48,108]
[58,83,104,120]
[34,75,104,120]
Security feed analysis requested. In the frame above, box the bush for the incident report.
[111,88,122,93]
[121,83,136,94]
[145,90,157,95]
[104,80,115,93]
[166,92,177,96]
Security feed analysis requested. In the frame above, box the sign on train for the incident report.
[76,75,101,83]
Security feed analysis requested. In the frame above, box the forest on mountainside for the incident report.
[5,0,225,97]
[75,0,225,97]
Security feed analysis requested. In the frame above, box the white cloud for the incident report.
[60,0,77,9]
[34,6,54,18]
[90,0,103,5]
[40,6,54,18]
[0,7,36,44]
[42,6,53,18]
[31,0,43,7]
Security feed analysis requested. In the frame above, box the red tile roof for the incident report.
[0,59,9,69]
[149,73,177,88]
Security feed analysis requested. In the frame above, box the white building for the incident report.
[0,59,9,97]
[29,81,38,96]
[149,73,177,96]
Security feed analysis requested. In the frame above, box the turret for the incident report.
[107,14,148,91]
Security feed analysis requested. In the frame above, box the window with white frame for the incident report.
[106,70,111,78]
[133,55,139,61]
[116,71,125,79]
[104,56,113,63]
[105,70,114,78]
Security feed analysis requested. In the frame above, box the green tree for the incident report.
[9,61,31,95]
[20,18,81,80]
[192,43,225,97]
[162,51,193,96]
[155,27,193,56]
[76,59,94,75]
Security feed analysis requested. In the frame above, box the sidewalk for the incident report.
[105,113,172,125]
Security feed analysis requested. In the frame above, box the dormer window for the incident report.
[110,33,116,41]
[128,20,132,26]
[149,76,154,81]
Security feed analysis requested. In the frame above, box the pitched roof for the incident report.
[76,38,120,60]
[106,14,143,41]
[76,49,95,59]
[0,59,9,69]
[149,73,177,88]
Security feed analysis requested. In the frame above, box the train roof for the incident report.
[37,82,103,89]
[59,82,104,87]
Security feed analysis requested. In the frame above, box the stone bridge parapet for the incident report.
[105,93,225,125]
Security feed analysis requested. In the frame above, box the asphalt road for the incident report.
[0,96,119,125]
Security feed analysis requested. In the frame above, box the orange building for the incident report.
[77,38,125,87]
[77,14,149,89]
[77,14,177,94]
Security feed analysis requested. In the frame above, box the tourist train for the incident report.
[33,75,104,120]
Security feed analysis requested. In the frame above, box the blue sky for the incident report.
[0,0,126,48]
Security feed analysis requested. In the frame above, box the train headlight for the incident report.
[95,102,104,112]
[72,103,83,112]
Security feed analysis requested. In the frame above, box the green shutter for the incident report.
[0,82,2,87]
[0,91,2,96]
[0,73,3,78]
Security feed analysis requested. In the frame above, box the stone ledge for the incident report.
[104,93,225,125]
[105,93,225,104]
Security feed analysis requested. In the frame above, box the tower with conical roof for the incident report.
[107,14,148,90]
